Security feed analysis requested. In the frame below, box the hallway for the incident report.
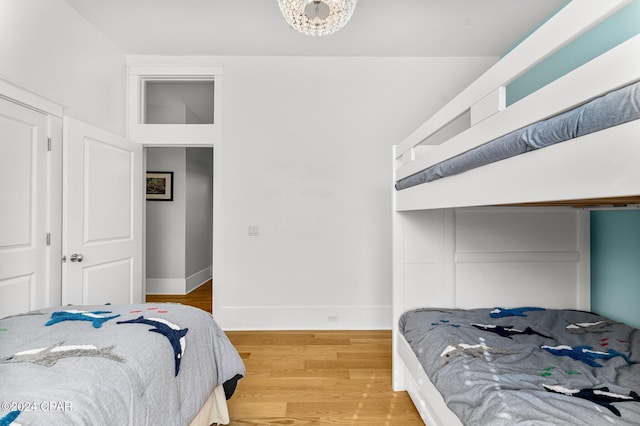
[145,280,212,313]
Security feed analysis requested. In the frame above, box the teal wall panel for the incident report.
[591,210,640,328]
[506,0,640,105]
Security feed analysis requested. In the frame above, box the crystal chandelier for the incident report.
[278,0,358,36]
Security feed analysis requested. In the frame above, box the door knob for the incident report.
[70,253,84,263]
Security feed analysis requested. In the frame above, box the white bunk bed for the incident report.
[392,1,640,425]
[394,0,640,211]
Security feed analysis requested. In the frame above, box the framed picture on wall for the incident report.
[146,171,173,201]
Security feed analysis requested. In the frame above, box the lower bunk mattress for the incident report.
[0,303,245,425]
[399,307,640,425]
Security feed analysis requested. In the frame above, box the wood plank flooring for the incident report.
[145,280,212,312]
[146,283,423,425]
[226,330,423,425]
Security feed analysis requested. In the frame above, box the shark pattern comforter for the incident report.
[399,307,640,425]
[0,303,245,426]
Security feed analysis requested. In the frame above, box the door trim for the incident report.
[0,75,64,117]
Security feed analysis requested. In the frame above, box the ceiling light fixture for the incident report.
[278,0,358,36]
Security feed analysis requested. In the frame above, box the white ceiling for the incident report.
[63,0,567,57]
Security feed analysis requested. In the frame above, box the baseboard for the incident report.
[219,305,391,330]
[186,266,212,293]
[146,267,211,295]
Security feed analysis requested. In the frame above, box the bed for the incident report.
[392,1,640,424]
[395,79,640,191]
[393,0,640,211]
[0,303,245,426]
[399,307,640,425]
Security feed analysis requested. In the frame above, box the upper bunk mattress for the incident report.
[399,307,640,425]
[395,79,640,190]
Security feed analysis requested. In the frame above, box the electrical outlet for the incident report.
[248,226,259,236]
[328,315,338,322]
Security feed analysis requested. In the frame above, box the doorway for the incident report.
[144,146,214,312]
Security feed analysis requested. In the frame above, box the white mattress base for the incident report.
[396,119,640,211]
[397,332,463,426]
[189,384,230,426]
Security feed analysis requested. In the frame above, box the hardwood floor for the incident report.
[145,283,423,425]
[225,330,424,425]
[145,280,212,312]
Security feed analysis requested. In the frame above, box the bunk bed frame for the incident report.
[394,0,640,211]
[392,1,640,424]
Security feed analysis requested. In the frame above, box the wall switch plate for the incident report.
[248,225,259,236]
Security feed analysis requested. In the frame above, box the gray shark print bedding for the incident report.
[399,307,640,425]
[0,303,245,425]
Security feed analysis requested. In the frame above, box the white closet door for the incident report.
[62,117,143,305]
[0,98,61,317]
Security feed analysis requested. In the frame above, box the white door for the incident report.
[0,98,62,317]
[62,117,143,305]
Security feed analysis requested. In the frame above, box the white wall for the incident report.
[146,148,187,293]
[0,0,496,328]
[213,56,496,329]
[185,148,213,292]
[0,0,126,134]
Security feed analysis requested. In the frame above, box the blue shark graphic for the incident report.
[490,307,545,318]
[117,316,188,376]
[542,345,636,368]
[0,411,20,426]
[471,323,552,339]
[45,310,120,329]
[544,384,640,417]
[430,319,461,328]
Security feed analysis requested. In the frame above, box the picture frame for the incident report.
[146,171,174,201]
